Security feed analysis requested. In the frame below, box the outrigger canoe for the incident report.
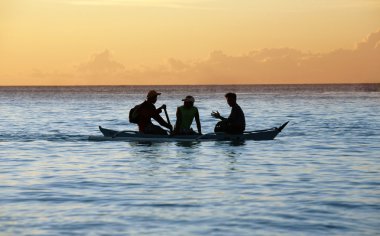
[88,121,289,142]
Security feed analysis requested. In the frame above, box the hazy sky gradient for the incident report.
[0,0,379,85]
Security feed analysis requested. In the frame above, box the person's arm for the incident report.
[153,113,172,130]
[195,109,202,134]
[153,104,165,116]
[211,111,226,120]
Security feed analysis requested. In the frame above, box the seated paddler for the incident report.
[132,90,173,135]
[211,92,245,134]
[174,95,202,135]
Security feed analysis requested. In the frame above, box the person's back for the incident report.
[174,96,202,135]
[227,103,245,134]
[178,106,198,129]
[134,90,172,135]
[137,100,156,132]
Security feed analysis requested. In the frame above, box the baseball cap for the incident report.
[147,90,161,98]
[182,95,195,103]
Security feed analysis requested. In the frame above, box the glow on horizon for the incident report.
[0,0,379,85]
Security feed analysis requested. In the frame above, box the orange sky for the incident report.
[0,0,379,85]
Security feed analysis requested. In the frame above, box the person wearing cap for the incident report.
[174,95,202,135]
[211,92,245,134]
[135,90,173,135]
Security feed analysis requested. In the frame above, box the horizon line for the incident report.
[0,82,378,87]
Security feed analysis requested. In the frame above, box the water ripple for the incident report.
[1,86,379,235]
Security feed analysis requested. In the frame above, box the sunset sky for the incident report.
[0,0,379,85]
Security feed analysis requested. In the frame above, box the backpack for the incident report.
[129,104,142,124]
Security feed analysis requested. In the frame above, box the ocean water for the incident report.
[0,84,379,235]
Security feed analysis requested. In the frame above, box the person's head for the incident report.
[182,95,195,108]
[147,90,161,104]
[225,92,237,107]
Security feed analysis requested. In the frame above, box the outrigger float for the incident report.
[88,121,289,142]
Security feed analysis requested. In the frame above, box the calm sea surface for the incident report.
[0,84,379,235]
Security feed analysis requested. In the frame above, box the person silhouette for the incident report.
[174,95,202,135]
[211,92,245,134]
[134,90,172,135]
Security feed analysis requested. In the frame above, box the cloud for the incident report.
[76,50,125,74]
[167,58,190,71]
[5,29,378,85]
[356,30,380,51]
[64,29,380,85]
[154,29,380,84]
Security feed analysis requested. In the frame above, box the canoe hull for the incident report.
[88,122,288,142]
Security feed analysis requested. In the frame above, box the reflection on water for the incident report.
[229,140,246,146]
[175,141,201,148]
[131,141,156,147]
